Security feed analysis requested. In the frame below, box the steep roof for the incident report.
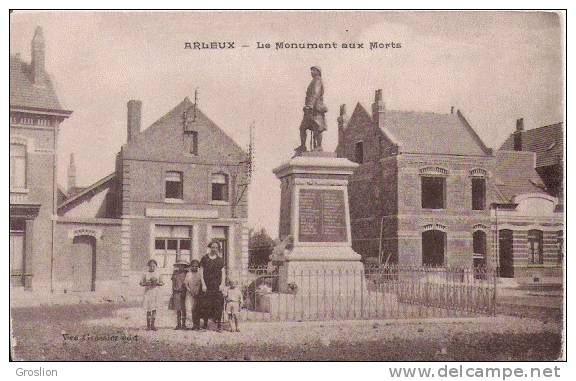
[351,103,491,156]
[493,150,547,203]
[499,122,563,168]
[58,173,116,211]
[124,97,247,162]
[10,54,67,112]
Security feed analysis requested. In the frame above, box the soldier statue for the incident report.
[295,66,327,154]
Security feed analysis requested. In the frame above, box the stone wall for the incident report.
[53,219,122,293]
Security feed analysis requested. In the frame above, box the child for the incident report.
[225,280,243,332]
[140,259,164,331]
[184,259,203,330]
[169,260,189,330]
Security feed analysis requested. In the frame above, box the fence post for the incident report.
[360,268,365,318]
[492,267,498,316]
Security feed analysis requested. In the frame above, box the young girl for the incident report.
[140,259,164,331]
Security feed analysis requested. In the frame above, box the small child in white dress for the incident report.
[140,259,164,331]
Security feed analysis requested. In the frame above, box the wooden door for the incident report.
[10,232,25,286]
[72,235,96,291]
[499,230,514,278]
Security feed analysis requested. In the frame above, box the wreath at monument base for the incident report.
[287,282,299,294]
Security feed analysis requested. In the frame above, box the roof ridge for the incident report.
[385,109,453,116]
[520,122,564,135]
[57,172,116,210]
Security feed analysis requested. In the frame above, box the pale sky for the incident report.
[10,11,563,236]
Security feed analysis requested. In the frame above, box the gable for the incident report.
[515,194,558,216]
[10,55,65,112]
[341,103,395,162]
[123,98,247,164]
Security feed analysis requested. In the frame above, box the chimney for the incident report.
[127,100,142,142]
[513,118,524,151]
[336,104,348,155]
[372,89,385,125]
[31,26,45,84]
[67,153,76,193]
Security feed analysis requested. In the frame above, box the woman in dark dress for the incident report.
[200,240,226,332]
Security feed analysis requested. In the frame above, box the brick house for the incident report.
[54,97,250,293]
[10,27,73,290]
[499,119,564,204]
[492,119,563,283]
[336,90,495,268]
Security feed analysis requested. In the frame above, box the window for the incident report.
[10,219,25,286]
[354,141,364,164]
[528,230,543,265]
[165,171,183,200]
[186,131,198,155]
[473,230,487,258]
[472,178,486,210]
[212,226,229,273]
[422,230,446,266]
[421,177,445,209]
[473,230,487,278]
[557,230,563,265]
[154,225,192,269]
[10,144,26,188]
[211,173,229,202]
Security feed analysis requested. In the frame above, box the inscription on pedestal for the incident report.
[298,188,347,242]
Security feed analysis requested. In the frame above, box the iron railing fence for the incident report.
[225,264,496,322]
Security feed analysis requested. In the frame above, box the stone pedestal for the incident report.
[271,152,365,295]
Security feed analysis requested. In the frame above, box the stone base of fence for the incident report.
[257,290,398,320]
[276,260,366,294]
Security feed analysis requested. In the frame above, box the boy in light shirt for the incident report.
[225,280,243,332]
[184,259,203,330]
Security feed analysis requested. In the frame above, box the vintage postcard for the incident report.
[9,10,565,365]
